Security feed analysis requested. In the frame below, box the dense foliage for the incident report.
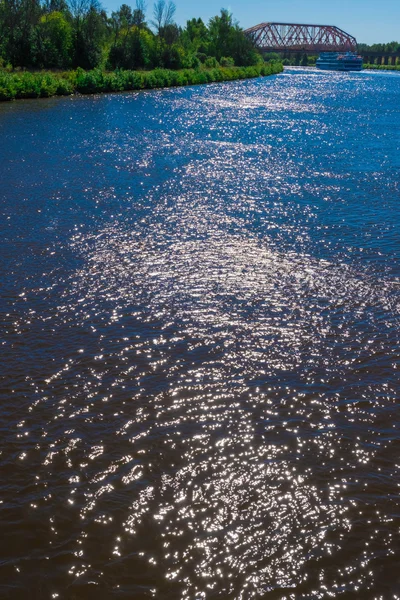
[358,41,400,54]
[0,0,262,71]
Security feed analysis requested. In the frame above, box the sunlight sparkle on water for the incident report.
[1,69,400,598]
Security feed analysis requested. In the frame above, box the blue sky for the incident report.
[104,0,400,44]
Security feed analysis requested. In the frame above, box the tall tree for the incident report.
[68,0,105,68]
[133,0,146,29]
[36,10,73,68]
[152,0,175,35]
[108,0,150,70]
[1,0,43,66]
[208,9,259,66]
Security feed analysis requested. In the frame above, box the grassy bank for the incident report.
[364,63,400,71]
[0,62,283,101]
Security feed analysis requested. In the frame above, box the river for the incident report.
[1,67,400,599]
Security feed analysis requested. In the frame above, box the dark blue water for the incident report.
[1,68,400,599]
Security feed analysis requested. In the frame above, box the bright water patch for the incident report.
[1,68,400,599]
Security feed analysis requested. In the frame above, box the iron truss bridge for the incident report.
[244,22,357,53]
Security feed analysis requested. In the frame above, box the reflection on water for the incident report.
[1,69,400,599]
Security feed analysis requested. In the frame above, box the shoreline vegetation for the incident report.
[364,63,400,71]
[0,62,283,101]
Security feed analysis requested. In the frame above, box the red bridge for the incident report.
[244,23,357,54]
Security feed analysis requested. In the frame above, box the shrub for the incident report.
[204,56,219,68]
[0,73,16,100]
[194,70,207,84]
[75,68,105,93]
[0,61,284,101]
[104,71,125,92]
[15,73,42,98]
[39,73,58,97]
[220,56,234,67]
[56,77,74,95]
[122,71,144,90]
[0,58,13,73]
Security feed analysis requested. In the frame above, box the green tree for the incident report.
[108,0,151,70]
[109,23,154,69]
[207,9,259,67]
[36,11,72,68]
[208,8,232,60]
[132,0,146,28]
[42,0,69,12]
[1,0,42,67]
[152,0,175,35]
[182,17,208,53]
[68,0,106,68]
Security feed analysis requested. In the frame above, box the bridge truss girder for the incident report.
[244,22,357,53]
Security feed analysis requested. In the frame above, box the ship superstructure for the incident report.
[316,51,363,71]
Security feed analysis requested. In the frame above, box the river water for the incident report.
[1,67,400,599]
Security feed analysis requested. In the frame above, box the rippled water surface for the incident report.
[1,68,400,599]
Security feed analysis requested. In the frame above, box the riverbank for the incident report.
[0,62,283,101]
[364,63,400,71]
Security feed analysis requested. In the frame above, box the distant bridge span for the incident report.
[244,23,358,54]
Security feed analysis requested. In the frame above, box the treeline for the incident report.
[0,0,263,71]
[358,41,400,54]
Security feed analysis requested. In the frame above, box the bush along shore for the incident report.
[364,63,400,72]
[0,62,283,101]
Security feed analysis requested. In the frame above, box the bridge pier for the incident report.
[356,51,400,66]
